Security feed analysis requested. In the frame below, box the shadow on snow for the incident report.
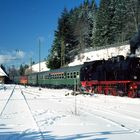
[0,125,133,140]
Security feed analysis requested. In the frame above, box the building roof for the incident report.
[0,67,7,76]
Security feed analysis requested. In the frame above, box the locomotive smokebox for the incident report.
[130,26,140,55]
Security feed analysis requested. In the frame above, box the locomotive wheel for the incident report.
[97,86,102,94]
[104,89,109,95]
[128,91,136,98]
[111,89,117,96]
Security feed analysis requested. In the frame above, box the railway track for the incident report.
[0,85,16,116]
[18,85,46,140]
[20,87,140,136]
[72,96,140,136]
[31,91,140,136]
[0,85,46,140]
[1,85,140,139]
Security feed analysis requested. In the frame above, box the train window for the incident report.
[62,74,64,79]
[74,72,76,78]
[71,73,73,78]
[55,74,57,79]
[51,75,53,79]
[49,75,51,79]
[67,73,70,78]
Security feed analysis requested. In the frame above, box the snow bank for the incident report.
[69,45,130,66]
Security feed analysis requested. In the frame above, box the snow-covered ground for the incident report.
[0,84,140,140]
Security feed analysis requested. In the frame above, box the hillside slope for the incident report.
[28,44,140,72]
[69,44,140,66]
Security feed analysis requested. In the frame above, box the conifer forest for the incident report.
[47,0,140,69]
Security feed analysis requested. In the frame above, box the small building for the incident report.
[0,67,7,84]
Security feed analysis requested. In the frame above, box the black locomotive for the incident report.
[80,55,140,97]
[80,27,140,97]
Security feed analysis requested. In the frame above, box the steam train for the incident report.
[12,27,140,98]
[80,55,140,97]
[81,27,140,97]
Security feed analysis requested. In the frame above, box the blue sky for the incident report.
[0,0,99,68]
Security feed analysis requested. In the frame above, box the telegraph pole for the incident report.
[30,57,32,73]
[39,39,41,73]
[38,38,41,90]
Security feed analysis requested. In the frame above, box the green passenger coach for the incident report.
[28,72,38,86]
[27,65,82,89]
[37,65,82,89]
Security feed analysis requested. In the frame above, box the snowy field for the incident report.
[0,84,140,140]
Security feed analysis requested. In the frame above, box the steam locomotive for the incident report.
[13,27,140,98]
[80,27,140,97]
[80,55,140,97]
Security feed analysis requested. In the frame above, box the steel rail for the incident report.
[19,85,45,140]
[0,85,16,116]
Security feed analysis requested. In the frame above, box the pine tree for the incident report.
[47,8,71,68]
[58,8,77,66]
[94,0,140,47]
[19,64,29,76]
[124,0,140,39]
[90,0,97,47]
[94,0,113,47]
[47,31,61,69]
[111,0,140,42]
